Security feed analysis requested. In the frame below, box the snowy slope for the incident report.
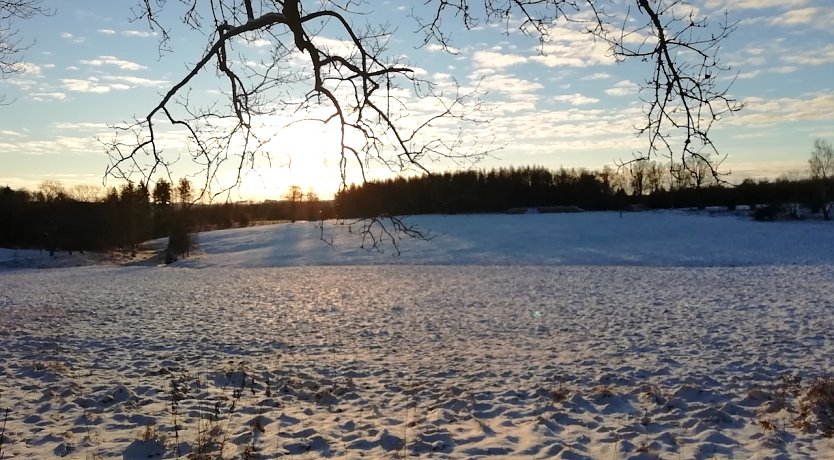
[1,211,833,459]
[184,211,834,267]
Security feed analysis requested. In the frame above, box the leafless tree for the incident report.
[68,184,105,202]
[35,179,66,202]
[690,154,713,190]
[645,161,665,194]
[668,160,690,191]
[0,0,49,103]
[611,1,740,180]
[628,158,648,196]
[105,1,740,187]
[283,184,303,222]
[809,138,833,220]
[303,187,320,221]
[809,139,833,181]
[176,177,193,208]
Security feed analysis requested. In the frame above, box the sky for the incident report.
[1,0,833,201]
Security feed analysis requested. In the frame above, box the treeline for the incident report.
[0,180,334,257]
[336,139,834,218]
[3,154,832,255]
[335,164,834,220]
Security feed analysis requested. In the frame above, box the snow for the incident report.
[0,248,121,270]
[0,247,101,263]
[1,211,833,459]
[184,211,834,267]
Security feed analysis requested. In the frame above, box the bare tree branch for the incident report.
[418,0,742,179]
[348,215,433,256]
[106,0,489,202]
[0,0,50,103]
[104,0,742,242]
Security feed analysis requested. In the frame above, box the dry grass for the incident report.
[550,386,570,404]
[3,365,834,458]
[797,377,834,437]
[0,405,9,460]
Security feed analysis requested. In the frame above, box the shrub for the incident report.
[753,204,785,221]
[800,377,834,437]
[165,215,192,263]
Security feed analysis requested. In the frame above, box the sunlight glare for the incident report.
[236,119,347,201]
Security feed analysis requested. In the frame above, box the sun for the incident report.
[229,113,405,202]
[238,162,341,202]
[234,119,352,201]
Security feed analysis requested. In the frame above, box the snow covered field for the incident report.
[1,211,833,459]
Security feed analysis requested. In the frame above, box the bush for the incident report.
[753,204,785,222]
[165,215,192,263]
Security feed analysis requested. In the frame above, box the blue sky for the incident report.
[1,0,833,200]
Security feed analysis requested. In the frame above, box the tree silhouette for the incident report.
[809,139,833,181]
[284,185,303,222]
[808,139,834,220]
[152,179,173,207]
[105,0,741,195]
[0,0,49,103]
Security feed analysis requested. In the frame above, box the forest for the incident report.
[2,151,832,260]
[335,164,833,219]
[0,179,330,259]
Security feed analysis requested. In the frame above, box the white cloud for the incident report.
[0,135,105,156]
[668,2,701,20]
[730,93,834,126]
[760,6,834,29]
[704,0,808,10]
[770,6,818,25]
[0,63,45,90]
[472,50,528,69]
[737,70,762,80]
[61,79,111,93]
[582,72,611,81]
[80,56,147,71]
[553,93,600,106]
[97,29,116,35]
[60,75,168,94]
[123,30,155,38]
[772,66,798,74]
[53,122,110,130]
[409,66,429,76]
[604,80,639,96]
[730,4,834,30]
[531,27,613,68]
[19,62,45,78]
[249,38,271,48]
[736,65,799,80]
[60,32,85,44]
[475,103,645,156]
[469,24,613,70]
[310,36,358,56]
[783,44,834,66]
[426,43,460,54]
[466,71,545,113]
[476,74,543,96]
[30,92,66,102]
[102,75,169,87]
